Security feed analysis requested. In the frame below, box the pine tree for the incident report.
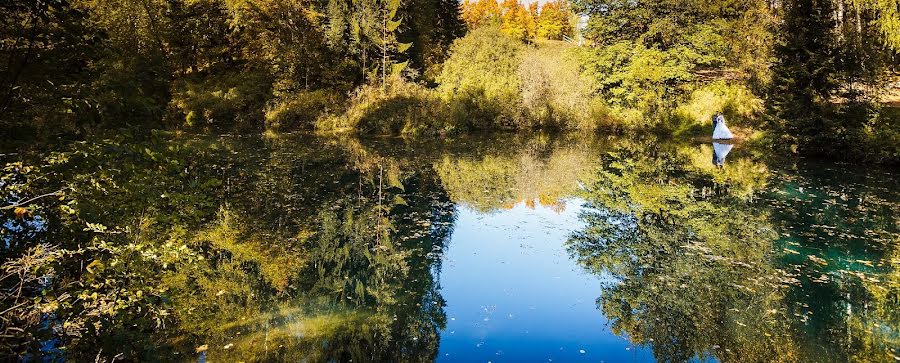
[377,0,411,88]
[402,0,465,81]
[768,0,841,152]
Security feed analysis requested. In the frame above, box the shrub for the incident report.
[673,81,764,135]
[577,41,694,112]
[317,78,452,136]
[437,26,525,128]
[851,106,900,164]
[437,28,617,130]
[168,70,272,132]
[519,41,609,130]
[265,90,343,132]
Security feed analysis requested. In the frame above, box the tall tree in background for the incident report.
[499,0,533,41]
[1,0,464,134]
[768,0,841,152]
[769,0,898,157]
[461,0,574,42]
[536,0,574,40]
[572,0,775,79]
[376,0,411,88]
[402,0,466,81]
[461,0,502,28]
[0,0,101,135]
[853,0,900,51]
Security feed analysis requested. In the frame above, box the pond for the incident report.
[1,132,898,362]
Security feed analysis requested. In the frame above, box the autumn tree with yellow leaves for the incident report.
[460,0,574,42]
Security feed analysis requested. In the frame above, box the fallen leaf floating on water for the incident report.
[807,255,828,266]
[14,207,29,219]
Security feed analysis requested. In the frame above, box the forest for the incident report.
[1,0,898,162]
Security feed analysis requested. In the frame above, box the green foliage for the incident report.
[764,0,899,163]
[402,0,466,82]
[433,30,589,130]
[265,89,343,132]
[567,140,786,361]
[0,133,457,360]
[674,82,764,135]
[848,106,900,163]
[0,0,102,137]
[574,41,694,127]
[0,0,464,136]
[573,0,774,69]
[435,134,602,212]
[437,26,525,128]
[568,0,777,131]
[519,41,608,129]
[318,78,452,135]
[169,70,273,132]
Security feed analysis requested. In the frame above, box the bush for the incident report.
[673,81,764,135]
[851,106,900,164]
[265,90,343,132]
[168,69,272,132]
[577,41,694,111]
[519,41,605,129]
[437,26,525,128]
[317,78,452,136]
[437,28,614,131]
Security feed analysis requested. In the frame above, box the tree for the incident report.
[461,0,536,42]
[535,0,574,40]
[377,0,412,88]
[401,0,466,81]
[499,0,533,42]
[0,0,99,136]
[461,0,502,28]
[767,0,842,153]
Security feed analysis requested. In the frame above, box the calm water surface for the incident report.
[2,133,898,362]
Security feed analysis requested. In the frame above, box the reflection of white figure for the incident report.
[712,113,734,140]
[712,142,733,168]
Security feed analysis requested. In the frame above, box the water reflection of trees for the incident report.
[5,134,897,361]
[431,133,604,212]
[566,140,801,362]
[1,135,456,361]
[3,131,610,360]
[568,140,900,362]
[162,135,462,362]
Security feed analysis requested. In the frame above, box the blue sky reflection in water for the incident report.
[438,199,653,362]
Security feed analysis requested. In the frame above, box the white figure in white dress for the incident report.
[712,113,734,140]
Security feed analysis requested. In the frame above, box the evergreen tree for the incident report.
[402,0,465,81]
[768,0,842,153]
